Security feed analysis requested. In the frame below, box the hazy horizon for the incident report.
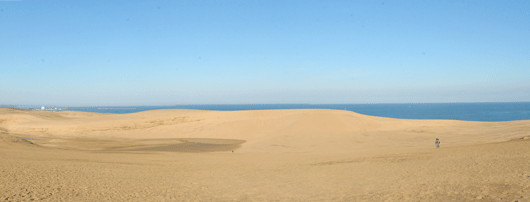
[1,1,529,105]
[3,101,530,108]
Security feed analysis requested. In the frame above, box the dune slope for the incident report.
[1,108,529,201]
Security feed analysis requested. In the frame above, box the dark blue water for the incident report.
[19,102,530,122]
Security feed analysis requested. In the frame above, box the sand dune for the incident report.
[1,108,529,201]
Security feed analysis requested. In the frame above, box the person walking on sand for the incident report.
[435,138,440,148]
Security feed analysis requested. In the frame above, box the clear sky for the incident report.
[1,0,529,106]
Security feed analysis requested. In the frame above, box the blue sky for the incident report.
[1,0,529,105]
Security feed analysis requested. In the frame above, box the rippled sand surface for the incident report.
[1,108,529,201]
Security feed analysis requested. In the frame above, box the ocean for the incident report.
[11,102,530,122]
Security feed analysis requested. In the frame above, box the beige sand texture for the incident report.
[1,107,530,201]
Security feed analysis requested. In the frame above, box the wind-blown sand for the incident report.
[1,108,529,201]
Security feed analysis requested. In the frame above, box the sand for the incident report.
[1,107,529,201]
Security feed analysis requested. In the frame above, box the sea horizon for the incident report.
[3,102,530,122]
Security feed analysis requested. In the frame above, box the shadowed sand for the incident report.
[1,108,529,201]
[32,137,245,153]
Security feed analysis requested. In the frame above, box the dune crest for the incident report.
[0,108,528,153]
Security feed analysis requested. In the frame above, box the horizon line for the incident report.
[2,101,530,108]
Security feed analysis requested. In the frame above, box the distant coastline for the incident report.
[2,102,530,122]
